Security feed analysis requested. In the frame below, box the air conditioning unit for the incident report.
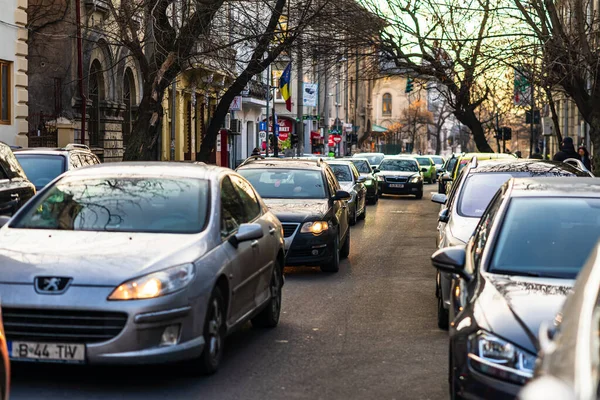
[231,119,242,133]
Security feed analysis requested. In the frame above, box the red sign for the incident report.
[328,137,334,147]
[278,132,289,141]
[332,134,342,144]
[266,118,293,133]
[310,131,321,140]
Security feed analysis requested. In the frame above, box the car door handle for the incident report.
[269,227,276,235]
[10,193,19,199]
[251,240,259,248]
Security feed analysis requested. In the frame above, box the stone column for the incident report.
[14,0,28,147]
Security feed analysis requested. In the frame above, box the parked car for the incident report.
[346,157,379,204]
[438,153,462,194]
[0,162,285,374]
[430,155,445,176]
[0,141,35,216]
[237,158,351,273]
[519,242,600,400]
[375,156,424,199]
[414,156,437,183]
[433,177,600,400]
[353,152,385,169]
[431,158,592,330]
[14,144,101,191]
[327,160,367,225]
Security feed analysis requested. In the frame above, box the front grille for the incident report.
[282,223,299,238]
[385,176,408,183]
[3,308,128,344]
[289,247,327,258]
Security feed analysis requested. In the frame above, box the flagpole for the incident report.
[266,63,270,158]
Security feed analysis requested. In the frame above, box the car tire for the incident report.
[415,191,423,199]
[321,235,340,273]
[198,287,226,375]
[437,295,449,330]
[340,228,350,259]
[349,207,357,226]
[252,262,283,329]
[358,203,366,220]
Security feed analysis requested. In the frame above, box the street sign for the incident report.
[259,121,267,131]
[274,124,280,136]
[332,135,342,144]
[259,131,267,139]
[303,83,318,107]
[328,136,334,147]
[229,96,242,111]
[278,132,289,141]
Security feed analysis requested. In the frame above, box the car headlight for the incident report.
[301,221,329,235]
[410,175,421,183]
[108,263,195,300]
[376,175,384,182]
[468,330,535,385]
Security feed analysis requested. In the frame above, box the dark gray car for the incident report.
[327,160,367,225]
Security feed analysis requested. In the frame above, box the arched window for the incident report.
[122,68,136,149]
[88,60,104,147]
[382,93,392,116]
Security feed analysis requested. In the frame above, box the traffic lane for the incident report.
[10,184,447,400]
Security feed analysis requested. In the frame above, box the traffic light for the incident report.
[502,127,512,140]
[291,134,298,146]
[405,77,414,93]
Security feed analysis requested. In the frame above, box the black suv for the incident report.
[14,144,101,190]
[0,142,35,215]
[237,158,351,273]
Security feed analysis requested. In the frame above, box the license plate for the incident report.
[389,184,404,188]
[9,341,85,362]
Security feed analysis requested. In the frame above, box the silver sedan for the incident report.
[0,162,285,374]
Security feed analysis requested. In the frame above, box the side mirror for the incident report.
[371,166,379,172]
[373,168,380,173]
[439,208,450,223]
[431,193,447,205]
[421,167,428,173]
[357,176,366,184]
[332,190,351,201]
[431,246,470,281]
[228,223,263,248]
[441,173,452,183]
[0,215,10,228]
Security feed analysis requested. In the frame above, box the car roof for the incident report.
[60,161,231,180]
[459,152,516,161]
[237,157,324,171]
[466,159,589,175]
[326,160,354,165]
[381,155,418,161]
[509,177,600,198]
[353,152,384,156]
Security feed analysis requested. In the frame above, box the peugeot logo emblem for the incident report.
[34,276,72,294]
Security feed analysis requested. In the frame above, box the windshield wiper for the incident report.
[489,269,567,279]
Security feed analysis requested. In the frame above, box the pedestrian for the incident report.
[553,137,579,162]
[514,150,522,158]
[251,147,261,156]
[530,147,543,159]
[578,146,593,171]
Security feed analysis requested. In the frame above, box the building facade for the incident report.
[0,0,28,147]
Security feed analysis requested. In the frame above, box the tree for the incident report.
[398,98,433,153]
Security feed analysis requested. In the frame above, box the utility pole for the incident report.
[354,50,359,152]
[496,113,501,153]
[323,65,329,155]
[266,63,270,158]
[296,48,303,156]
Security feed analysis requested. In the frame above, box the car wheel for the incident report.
[252,261,282,328]
[349,207,357,226]
[321,235,340,273]
[437,295,449,330]
[340,228,350,259]
[358,203,366,220]
[198,287,226,375]
[415,191,423,199]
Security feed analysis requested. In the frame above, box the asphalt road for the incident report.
[11,184,447,400]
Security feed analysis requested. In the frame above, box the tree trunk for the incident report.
[123,81,165,161]
[545,88,563,146]
[454,109,494,153]
[588,113,600,176]
[435,128,441,154]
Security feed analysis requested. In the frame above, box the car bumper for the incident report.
[457,359,523,400]
[0,283,209,365]
[378,181,423,195]
[285,230,336,266]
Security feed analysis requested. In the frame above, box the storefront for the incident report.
[261,117,295,153]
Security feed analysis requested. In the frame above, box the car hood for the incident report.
[0,229,208,286]
[448,215,479,243]
[475,274,574,353]
[262,198,330,223]
[376,171,418,178]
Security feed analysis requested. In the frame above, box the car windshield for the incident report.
[458,173,514,217]
[15,154,66,189]
[10,176,210,233]
[416,157,432,166]
[330,164,353,182]
[490,197,600,279]
[351,160,371,173]
[446,157,458,173]
[238,168,326,199]
[355,154,384,166]
[378,159,419,172]
[431,156,444,164]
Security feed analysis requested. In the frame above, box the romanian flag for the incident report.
[279,63,292,111]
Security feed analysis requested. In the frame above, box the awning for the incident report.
[372,124,388,133]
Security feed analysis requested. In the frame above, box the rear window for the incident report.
[15,154,66,189]
[416,157,432,166]
[351,160,371,173]
[458,173,514,217]
[238,168,326,199]
[11,176,210,233]
[329,164,353,182]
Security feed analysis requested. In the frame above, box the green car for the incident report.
[414,156,437,183]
